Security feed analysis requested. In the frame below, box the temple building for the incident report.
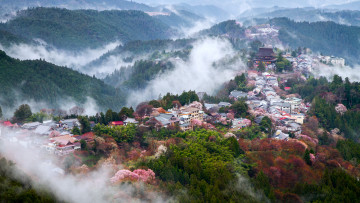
[254,47,276,65]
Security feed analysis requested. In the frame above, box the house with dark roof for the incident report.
[254,47,277,65]
[229,90,248,100]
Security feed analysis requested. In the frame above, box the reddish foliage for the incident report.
[238,139,250,151]
[128,149,141,161]
[282,193,302,203]
[111,169,155,184]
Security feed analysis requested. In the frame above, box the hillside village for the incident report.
[0,46,346,158]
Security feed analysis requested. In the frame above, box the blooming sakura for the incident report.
[110,169,155,183]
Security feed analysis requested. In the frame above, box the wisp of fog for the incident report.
[0,127,168,203]
[127,37,246,106]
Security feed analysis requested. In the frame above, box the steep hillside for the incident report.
[0,30,30,47]
[153,10,203,28]
[0,50,125,111]
[199,20,245,38]
[270,18,360,65]
[0,7,175,50]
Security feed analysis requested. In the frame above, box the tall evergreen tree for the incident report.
[13,104,32,123]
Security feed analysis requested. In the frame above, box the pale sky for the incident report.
[135,0,358,16]
[138,0,357,9]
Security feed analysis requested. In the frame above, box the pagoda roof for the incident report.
[256,47,276,57]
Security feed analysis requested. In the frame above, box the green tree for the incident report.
[72,126,81,135]
[13,104,32,123]
[27,112,48,123]
[78,116,91,134]
[250,40,263,52]
[277,51,284,62]
[304,149,312,165]
[80,139,87,150]
[0,106,3,118]
[276,61,285,72]
[119,107,134,119]
[230,100,249,118]
[257,61,266,72]
[260,116,272,134]
[149,100,161,108]
[105,109,113,124]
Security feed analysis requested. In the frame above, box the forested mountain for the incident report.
[0,50,125,111]
[167,3,230,22]
[0,157,57,202]
[89,38,194,68]
[104,60,175,90]
[199,20,245,38]
[0,0,153,12]
[270,17,360,65]
[239,8,360,26]
[153,10,203,28]
[0,30,29,47]
[0,7,175,50]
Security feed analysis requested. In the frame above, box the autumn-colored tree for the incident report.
[172,100,181,109]
[136,103,153,118]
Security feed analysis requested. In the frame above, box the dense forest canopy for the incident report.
[270,17,360,65]
[0,50,125,111]
[240,8,360,26]
[0,157,57,202]
[0,7,175,49]
[89,38,194,68]
[199,20,245,39]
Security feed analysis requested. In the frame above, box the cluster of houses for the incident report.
[145,102,206,131]
[0,119,94,156]
[246,70,309,140]
[283,52,346,78]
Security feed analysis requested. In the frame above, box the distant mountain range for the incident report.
[239,7,360,26]
[325,1,360,10]
[0,0,153,11]
[163,3,230,22]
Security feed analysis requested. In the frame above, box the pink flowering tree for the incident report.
[111,169,155,184]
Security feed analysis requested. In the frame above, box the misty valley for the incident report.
[1,0,360,203]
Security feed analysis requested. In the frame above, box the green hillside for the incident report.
[0,50,125,111]
[270,17,360,65]
[199,20,245,38]
[0,7,175,50]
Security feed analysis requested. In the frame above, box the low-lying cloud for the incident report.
[179,19,215,38]
[0,127,168,203]
[313,63,360,82]
[127,37,246,106]
[0,41,120,73]
[1,94,100,119]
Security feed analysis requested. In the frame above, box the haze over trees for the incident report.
[1,1,360,202]
[0,7,175,49]
[0,50,125,111]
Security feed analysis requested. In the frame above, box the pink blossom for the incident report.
[110,169,155,183]
[133,169,155,182]
[191,119,203,126]
[335,104,347,115]
[299,134,318,145]
[310,153,316,162]
[188,101,203,109]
